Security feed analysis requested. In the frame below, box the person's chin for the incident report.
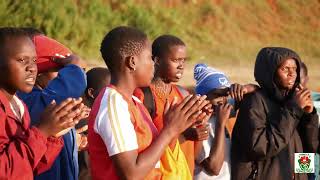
[169,79,178,83]
[171,76,182,82]
[21,84,34,93]
[139,81,152,88]
[285,85,294,91]
[287,83,295,89]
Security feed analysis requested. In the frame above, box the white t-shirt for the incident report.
[10,95,25,122]
[194,116,231,180]
[93,88,139,156]
[92,88,160,167]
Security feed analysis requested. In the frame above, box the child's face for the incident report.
[135,40,154,87]
[206,88,229,106]
[92,76,111,99]
[36,67,59,88]
[158,45,187,83]
[0,36,37,94]
[275,58,297,90]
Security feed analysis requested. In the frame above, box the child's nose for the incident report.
[178,62,184,69]
[288,69,297,77]
[26,63,37,73]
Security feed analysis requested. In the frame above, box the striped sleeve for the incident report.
[94,89,138,156]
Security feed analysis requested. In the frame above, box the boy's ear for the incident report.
[87,88,95,99]
[125,55,136,72]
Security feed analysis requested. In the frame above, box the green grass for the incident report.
[1,0,319,62]
[1,0,319,89]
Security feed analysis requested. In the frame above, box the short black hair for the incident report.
[86,67,110,91]
[100,26,148,73]
[20,27,44,38]
[0,27,29,46]
[300,62,308,76]
[0,27,29,61]
[152,34,185,59]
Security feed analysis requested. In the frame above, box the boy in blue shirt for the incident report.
[18,34,87,180]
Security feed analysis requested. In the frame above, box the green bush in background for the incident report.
[1,0,319,66]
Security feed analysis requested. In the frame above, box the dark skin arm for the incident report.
[200,103,232,176]
[229,83,259,102]
[53,54,87,70]
[229,83,259,111]
[111,95,208,180]
[112,127,173,180]
[244,84,259,93]
[194,140,204,159]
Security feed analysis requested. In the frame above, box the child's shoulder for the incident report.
[91,87,129,116]
[101,87,125,102]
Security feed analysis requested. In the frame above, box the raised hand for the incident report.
[163,95,208,137]
[73,104,91,123]
[294,85,312,113]
[228,83,247,102]
[183,124,210,141]
[215,103,233,127]
[52,54,86,69]
[37,98,84,138]
[76,125,88,151]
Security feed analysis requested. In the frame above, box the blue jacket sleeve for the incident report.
[43,64,87,103]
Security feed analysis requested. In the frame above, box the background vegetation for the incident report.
[1,0,319,89]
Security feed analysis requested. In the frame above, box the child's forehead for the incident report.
[159,45,186,60]
[168,44,186,53]
[278,58,297,67]
[0,36,35,59]
[3,36,33,50]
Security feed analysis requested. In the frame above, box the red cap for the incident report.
[33,35,72,73]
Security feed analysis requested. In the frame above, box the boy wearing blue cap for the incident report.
[193,63,257,180]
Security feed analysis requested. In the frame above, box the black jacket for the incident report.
[231,47,319,180]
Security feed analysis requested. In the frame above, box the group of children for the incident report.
[0,25,319,180]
